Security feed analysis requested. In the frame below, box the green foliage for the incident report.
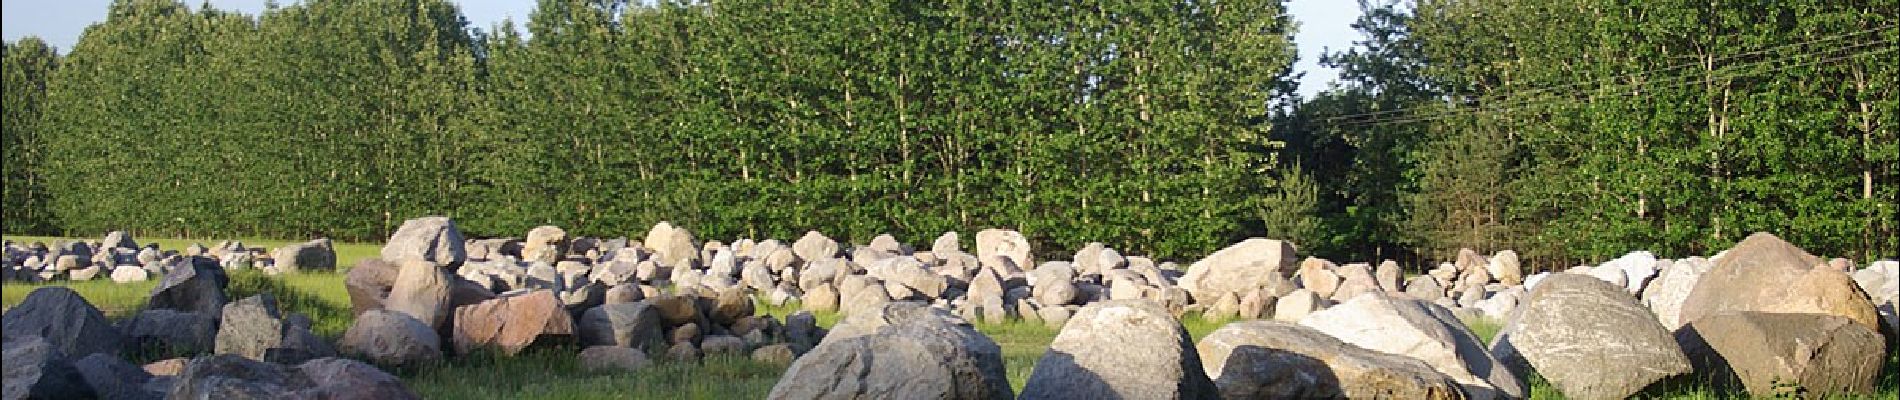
[2,37,60,234]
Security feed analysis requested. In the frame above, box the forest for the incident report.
[3,0,1895,268]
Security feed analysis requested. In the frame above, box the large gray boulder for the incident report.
[1197,320,1464,399]
[147,256,229,316]
[384,259,453,329]
[345,258,399,316]
[1641,258,1709,331]
[1675,312,1886,397]
[168,355,419,400]
[1019,300,1218,400]
[381,216,466,267]
[121,309,219,356]
[1,287,124,357]
[3,335,96,400]
[1300,293,1525,400]
[213,294,335,363]
[769,302,1012,400]
[339,310,442,368]
[1490,274,1690,400]
[577,302,666,352]
[271,239,336,273]
[1180,239,1298,304]
[1679,232,1881,331]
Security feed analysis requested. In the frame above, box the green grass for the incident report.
[4,237,1896,399]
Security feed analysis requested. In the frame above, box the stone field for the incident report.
[3,216,1897,399]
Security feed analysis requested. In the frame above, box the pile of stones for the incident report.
[2,232,337,283]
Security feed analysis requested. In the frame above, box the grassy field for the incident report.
[3,236,1896,399]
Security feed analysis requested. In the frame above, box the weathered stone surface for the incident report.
[711,287,755,325]
[577,302,666,351]
[102,231,138,250]
[345,258,399,316]
[578,346,651,372]
[1331,263,1380,301]
[1180,238,1298,304]
[1490,274,1689,400]
[1197,320,1464,400]
[1488,250,1522,286]
[665,342,701,362]
[271,239,336,273]
[1019,300,1218,400]
[339,310,442,368]
[751,344,798,366]
[166,354,312,399]
[1676,312,1885,397]
[452,290,575,355]
[871,257,948,299]
[841,281,894,317]
[3,335,96,400]
[381,216,466,267]
[770,302,1012,400]
[2,287,124,357]
[73,353,157,400]
[1641,258,1709,331]
[216,294,334,362]
[701,335,746,356]
[931,232,961,256]
[121,309,219,356]
[1298,258,1342,299]
[385,259,453,328]
[111,265,150,283]
[803,283,839,313]
[295,357,420,400]
[643,221,700,268]
[792,231,839,263]
[1375,260,1403,293]
[148,256,229,316]
[1272,289,1322,322]
[1300,294,1525,400]
[1679,232,1882,331]
[521,225,569,265]
[1405,275,1445,301]
[974,229,1032,275]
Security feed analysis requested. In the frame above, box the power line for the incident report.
[1320,25,1897,124]
[1324,39,1894,128]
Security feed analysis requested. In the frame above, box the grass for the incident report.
[4,235,1896,399]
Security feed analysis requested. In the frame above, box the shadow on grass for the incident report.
[223,270,356,338]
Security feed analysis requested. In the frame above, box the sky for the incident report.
[1,0,1360,97]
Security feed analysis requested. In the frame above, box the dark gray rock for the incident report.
[1,286,124,357]
[3,335,97,400]
[577,302,665,351]
[1019,300,1218,400]
[213,294,333,362]
[271,239,336,273]
[120,309,219,357]
[294,357,420,400]
[1676,312,1886,397]
[147,256,229,316]
[769,302,1012,400]
[73,353,159,400]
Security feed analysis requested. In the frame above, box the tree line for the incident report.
[3,0,1894,267]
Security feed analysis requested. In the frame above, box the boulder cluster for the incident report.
[2,231,336,283]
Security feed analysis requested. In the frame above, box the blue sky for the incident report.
[2,0,1360,97]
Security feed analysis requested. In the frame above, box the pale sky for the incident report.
[2,0,1359,97]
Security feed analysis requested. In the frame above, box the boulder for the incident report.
[792,231,839,263]
[1375,260,1403,293]
[120,309,219,356]
[111,265,150,283]
[701,335,746,356]
[1180,239,1298,304]
[1676,312,1885,397]
[1197,320,1464,399]
[1,287,124,357]
[295,357,421,400]
[452,290,575,355]
[102,231,138,250]
[751,344,798,366]
[1487,250,1523,286]
[1271,289,1323,322]
[711,287,755,325]
[345,258,399,316]
[215,294,335,362]
[1598,251,1659,294]
[73,353,159,400]
[1678,232,1882,331]
[1019,300,1218,400]
[769,302,1012,400]
[577,302,666,351]
[643,222,700,268]
[803,283,840,313]
[67,265,102,281]
[1300,293,1525,400]
[271,239,336,273]
[1641,258,1709,331]
[3,335,96,400]
[521,226,569,265]
[339,310,442,368]
[1298,258,1342,298]
[1404,275,1445,301]
[665,342,702,363]
[932,232,961,256]
[1490,274,1690,400]
[381,216,466,267]
[973,229,1032,274]
[578,346,651,372]
[866,234,909,256]
[385,259,454,328]
[147,256,229,316]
